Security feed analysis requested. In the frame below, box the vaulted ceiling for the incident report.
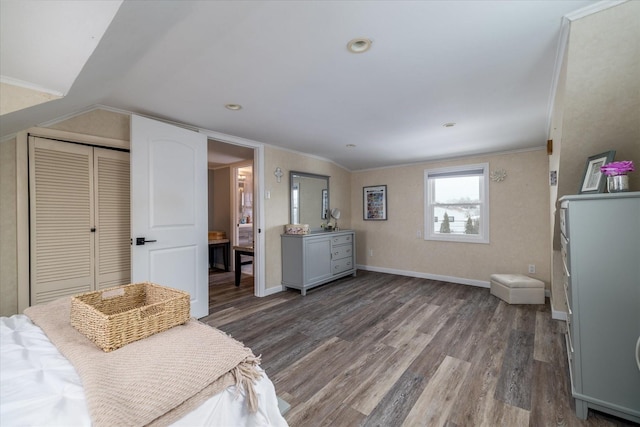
[1,1,601,170]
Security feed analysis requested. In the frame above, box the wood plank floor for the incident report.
[202,270,637,427]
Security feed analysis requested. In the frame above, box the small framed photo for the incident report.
[363,185,387,220]
[579,151,616,194]
[321,189,328,219]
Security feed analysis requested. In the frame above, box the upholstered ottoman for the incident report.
[490,274,544,304]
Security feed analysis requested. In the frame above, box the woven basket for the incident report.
[284,224,310,235]
[70,282,190,352]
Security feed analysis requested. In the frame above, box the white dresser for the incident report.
[559,192,640,423]
[281,230,356,295]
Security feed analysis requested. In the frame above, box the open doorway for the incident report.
[207,140,255,310]
[233,163,254,280]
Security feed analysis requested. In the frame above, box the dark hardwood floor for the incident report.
[203,270,637,427]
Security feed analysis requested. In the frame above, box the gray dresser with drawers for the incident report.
[559,192,640,423]
[281,230,356,295]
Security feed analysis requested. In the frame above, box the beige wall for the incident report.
[263,147,352,289]
[548,30,570,313]
[0,83,61,116]
[0,138,18,315]
[208,167,231,237]
[48,108,131,141]
[352,149,550,287]
[559,1,640,197]
[549,1,640,313]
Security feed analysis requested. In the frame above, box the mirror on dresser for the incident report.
[290,171,329,232]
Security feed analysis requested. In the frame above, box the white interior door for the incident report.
[130,115,208,318]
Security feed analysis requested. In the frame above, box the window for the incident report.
[424,163,489,243]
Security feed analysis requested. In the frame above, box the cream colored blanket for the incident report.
[24,298,262,427]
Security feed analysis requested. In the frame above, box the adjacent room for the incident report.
[1,1,638,425]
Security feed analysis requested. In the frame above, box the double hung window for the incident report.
[424,163,489,243]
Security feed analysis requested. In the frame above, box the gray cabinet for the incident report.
[281,230,356,295]
[559,192,640,423]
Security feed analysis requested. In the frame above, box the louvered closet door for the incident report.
[94,148,130,289]
[29,137,95,304]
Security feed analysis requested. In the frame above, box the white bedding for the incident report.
[0,314,288,427]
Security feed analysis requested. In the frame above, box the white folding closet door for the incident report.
[29,137,95,304]
[29,137,131,305]
[94,148,131,289]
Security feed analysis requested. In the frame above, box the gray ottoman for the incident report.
[490,274,544,304]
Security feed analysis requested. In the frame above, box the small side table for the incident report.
[233,245,254,286]
[209,239,230,271]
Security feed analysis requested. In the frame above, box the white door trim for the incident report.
[199,130,266,297]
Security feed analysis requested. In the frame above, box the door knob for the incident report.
[136,237,157,246]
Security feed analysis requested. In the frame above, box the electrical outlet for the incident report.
[528,264,536,274]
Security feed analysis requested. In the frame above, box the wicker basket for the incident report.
[284,224,310,235]
[70,282,190,352]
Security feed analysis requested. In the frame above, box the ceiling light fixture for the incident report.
[442,122,456,128]
[346,144,357,148]
[225,104,242,111]
[347,38,372,54]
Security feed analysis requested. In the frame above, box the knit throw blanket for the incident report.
[24,298,262,427]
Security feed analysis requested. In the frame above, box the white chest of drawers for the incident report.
[281,230,356,295]
[559,192,640,423]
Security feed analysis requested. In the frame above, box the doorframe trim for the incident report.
[16,131,28,313]
[199,130,267,297]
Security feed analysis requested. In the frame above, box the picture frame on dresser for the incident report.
[321,189,328,219]
[579,150,615,194]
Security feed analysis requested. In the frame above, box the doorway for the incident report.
[207,139,257,309]
[234,164,253,247]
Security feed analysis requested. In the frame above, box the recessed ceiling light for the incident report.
[347,38,372,54]
[346,144,357,148]
[442,122,456,128]
[225,104,242,111]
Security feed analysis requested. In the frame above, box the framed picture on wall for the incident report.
[579,150,615,194]
[363,185,387,220]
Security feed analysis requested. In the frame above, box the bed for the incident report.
[0,300,288,427]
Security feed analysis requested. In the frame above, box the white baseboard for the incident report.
[550,296,568,320]
[356,264,490,288]
[263,285,285,297]
[356,264,556,302]
[271,264,558,306]
[552,309,567,321]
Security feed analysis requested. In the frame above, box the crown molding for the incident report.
[564,0,627,21]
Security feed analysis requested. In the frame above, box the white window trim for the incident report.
[424,163,490,244]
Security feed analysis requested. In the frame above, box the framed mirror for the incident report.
[290,171,329,231]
